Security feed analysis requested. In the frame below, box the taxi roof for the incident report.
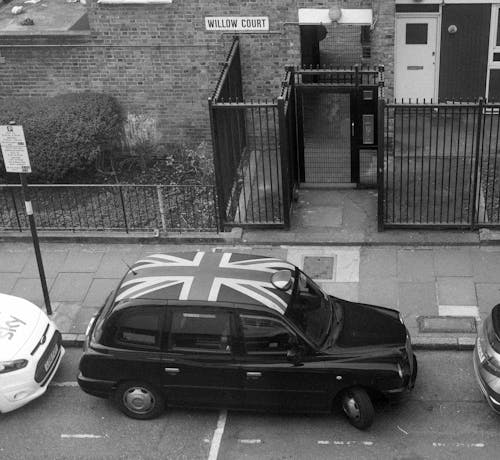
[114,252,295,315]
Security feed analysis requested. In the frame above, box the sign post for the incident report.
[0,123,52,315]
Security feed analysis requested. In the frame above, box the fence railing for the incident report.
[0,184,218,233]
[380,99,500,229]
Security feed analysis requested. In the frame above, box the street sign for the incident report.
[0,125,31,173]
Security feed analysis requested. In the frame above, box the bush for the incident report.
[0,92,123,182]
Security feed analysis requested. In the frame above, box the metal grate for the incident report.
[301,91,351,183]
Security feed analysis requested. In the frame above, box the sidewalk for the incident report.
[1,189,499,350]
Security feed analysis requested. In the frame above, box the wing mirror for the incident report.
[271,270,293,291]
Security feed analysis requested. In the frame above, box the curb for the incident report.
[0,228,243,244]
[61,334,477,350]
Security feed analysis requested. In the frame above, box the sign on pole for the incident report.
[0,125,31,173]
[205,17,269,31]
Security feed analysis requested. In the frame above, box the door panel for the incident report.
[439,4,490,101]
[395,15,438,101]
[161,306,243,407]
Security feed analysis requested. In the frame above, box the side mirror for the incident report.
[286,345,303,366]
[271,270,293,291]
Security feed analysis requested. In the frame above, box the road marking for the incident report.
[61,434,108,439]
[438,305,480,320]
[397,425,408,435]
[317,440,374,446]
[208,410,227,460]
[50,381,79,387]
[432,442,485,448]
[239,439,261,444]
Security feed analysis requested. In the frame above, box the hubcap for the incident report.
[123,387,155,414]
[343,394,360,420]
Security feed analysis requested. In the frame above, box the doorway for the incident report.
[395,14,439,102]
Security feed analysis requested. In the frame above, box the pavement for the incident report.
[1,188,499,350]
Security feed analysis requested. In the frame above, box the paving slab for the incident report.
[61,248,105,273]
[433,248,473,276]
[398,282,437,328]
[94,251,143,278]
[359,278,398,309]
[471,248,500,283]
[51,301,83,333]
[69,306,99,334]
[50,273,93,302]
[0,273,18,293]
[0,248,30,273]
[437,277,477,306]
[397,249,435,282]
[320,282,359,302]
[10,277,55,306]
[359,247,398,278]
[475,283,500,317]
[83,278,119,307]
[20,249,69,277]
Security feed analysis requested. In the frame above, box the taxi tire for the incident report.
[341,386,374,430]
[114,381,165,420]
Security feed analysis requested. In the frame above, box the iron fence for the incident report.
[209,37,291,228]
[0,184,218,233]
[380,99,500,229]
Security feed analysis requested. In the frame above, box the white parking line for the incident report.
[238,439,261,444]
[432,442,485,448]
[50,381,79,387]
[208,410,227,460]
[317,440,374,446]
[61,434,108,439]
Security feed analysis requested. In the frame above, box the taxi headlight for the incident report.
[0,359,28,374]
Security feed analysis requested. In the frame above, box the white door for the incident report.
[395,15,439,102]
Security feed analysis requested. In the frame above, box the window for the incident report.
[406,24,428,45]
[108,306,163,350]
[241,315,293,354]
[169,310,232,353]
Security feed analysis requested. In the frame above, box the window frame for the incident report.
[102,301,166,352]
[165,305,236,355]
[238,312,298,356]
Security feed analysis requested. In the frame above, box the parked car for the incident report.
[0,293,64,413]
[78,252,417,429]
[473,304,500,413]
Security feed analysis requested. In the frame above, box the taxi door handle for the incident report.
[164,367,180,375]
[246,371,262,379]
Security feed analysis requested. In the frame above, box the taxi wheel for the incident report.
[115,381,165,420]
[341,387,374,430]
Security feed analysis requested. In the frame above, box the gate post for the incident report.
[208,97,225,232]
[377,99,386,231]
[471,98,484,229]
[278,97,291,229]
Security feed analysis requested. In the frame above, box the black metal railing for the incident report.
[209,37,292,228]
[379,99,500,229]
[0,184,218,233]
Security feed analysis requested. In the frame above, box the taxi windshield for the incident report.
[285,269,332,347]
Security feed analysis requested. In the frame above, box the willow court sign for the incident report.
[205,17,269,31]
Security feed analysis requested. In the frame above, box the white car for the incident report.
[0,293,64,413]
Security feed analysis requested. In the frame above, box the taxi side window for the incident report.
[240,314,293,354]
[107,306,163,350]
[169,309,232,353]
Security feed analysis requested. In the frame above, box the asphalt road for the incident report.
[0,349,499,460]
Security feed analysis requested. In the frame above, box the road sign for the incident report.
[0,125,31,173]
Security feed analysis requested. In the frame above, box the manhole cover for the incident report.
[417,316,477,333]
[303,256,334,280]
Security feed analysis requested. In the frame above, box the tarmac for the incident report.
[1,188,500,350]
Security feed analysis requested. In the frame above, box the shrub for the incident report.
[0,92,123,182]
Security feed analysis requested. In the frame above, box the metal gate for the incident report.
[294,67,383,186]
[379,99,500,229]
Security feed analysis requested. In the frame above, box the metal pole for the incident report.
[19,174,52,315]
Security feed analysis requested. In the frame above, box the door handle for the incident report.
[246,371,262,379]
[164,367,180,375]
[351,122,355,137]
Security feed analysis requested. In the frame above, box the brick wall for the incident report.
[0,0,395,143]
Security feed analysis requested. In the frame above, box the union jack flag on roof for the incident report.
[115,252,295,314]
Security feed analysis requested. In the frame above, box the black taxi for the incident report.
[78,252,417,429]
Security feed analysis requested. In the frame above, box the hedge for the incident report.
[0,92,123,182]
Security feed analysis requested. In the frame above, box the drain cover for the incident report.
[303,256,335,280]
[417,316,477,333]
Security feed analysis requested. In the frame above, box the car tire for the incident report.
[114,381,165,420]
[341,386,374,430]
